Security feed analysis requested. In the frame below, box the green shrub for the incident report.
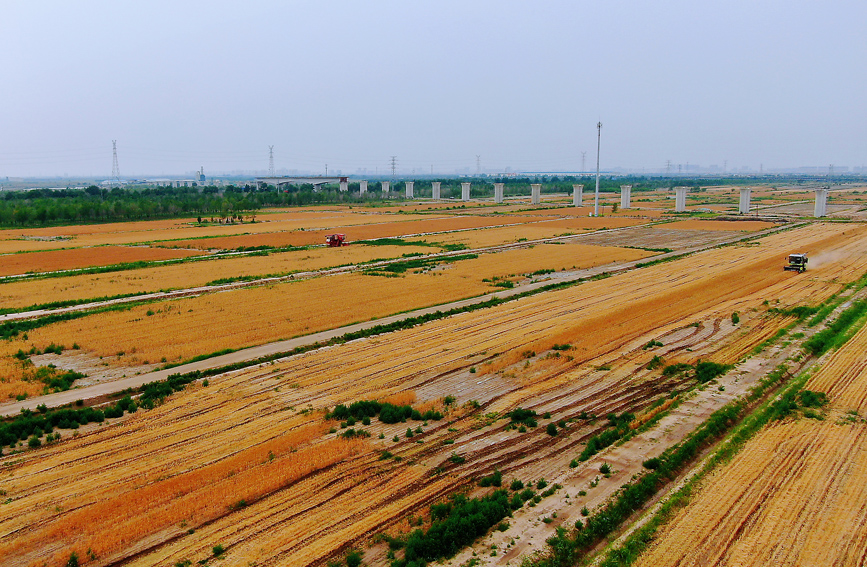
[695,361,730,383]
[479,470,502,487]
[546,423,558,436]
[731,312,740,324]
[346,549,363,567]
[508,408,537,427]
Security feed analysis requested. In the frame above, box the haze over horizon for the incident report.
[2,0,865,178]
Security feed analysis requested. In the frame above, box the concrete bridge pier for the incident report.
[739,187,752,214]
[494,183,504,203]
[382,181,390,194]
[339,180,348,192]
[675,186,688,212]
[814,187,829,217]
[359,180,368,194]
[620,185,632,209]
[573,184,583,206]
[531,184,541,205]
[405,181,414,199]
[461,182,471,201]
[431,181,441,200]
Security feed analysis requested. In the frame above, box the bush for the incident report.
[401,490,512,564]
[510,479,524,491]
[731,312,740,325]
[642,457,661,470]
[695,361,730,383]
[546,423,558,436]
[212,544,225,557]
[346,549,363,567]
[599,463,611,474]
[508,408,537,427]
[28,434,42,448]
[662,363,692,377]
[799,390,828,408]
[479,470,502,487]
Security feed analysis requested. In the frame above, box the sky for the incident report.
[1,0,865,177]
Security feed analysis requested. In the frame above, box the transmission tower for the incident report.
[666,160,672,176]
[581,151,587,173]
[268,146,275,176]
[476,155,481,176]
[111,140,120,186]
[594,122,602,217]
[390,156,397,179]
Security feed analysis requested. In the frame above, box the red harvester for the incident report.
[325,233,346,247]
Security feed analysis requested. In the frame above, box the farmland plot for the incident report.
[2,244,651,376]
[2,224,867,566]
[0,243,436,309]
[635,320,867,567]
[0,245,205,276]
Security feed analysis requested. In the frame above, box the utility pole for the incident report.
[390,156,397,180]
[268,146,275,176]
[325,164,328,176]
[594,122,601,217]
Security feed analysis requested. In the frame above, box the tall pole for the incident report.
[594,122,602,216]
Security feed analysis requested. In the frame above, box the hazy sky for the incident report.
[2,0,865,177]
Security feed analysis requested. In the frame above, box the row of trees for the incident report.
[0,174,721,227]
[0,185,381,227]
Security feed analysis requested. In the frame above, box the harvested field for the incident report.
[567,226,749,251]
[4,224,867,566]
[0,211,432,253]
[155,215,535,250]
[0,244,435,309]
[635,320,867,567]
[664,219,778,231]
[6,244,650,371]
[0,245,205,276]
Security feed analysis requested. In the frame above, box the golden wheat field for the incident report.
[635,321,867,567]
[154,215,537,250]
[1,243,653,378]
[4,188,867,567]
[3,222,867,566]
[0,245,206,276]
[0,244,437,309]
[0,210,433,253]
